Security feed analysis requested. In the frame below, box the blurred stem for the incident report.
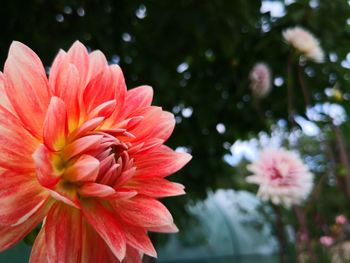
[273,205,286,263]
[297,64,311,107]
[325,140,349,200]
[253,98,269,130]
[332,124,350,200]
[294,206,315,263]
[287,53,295,126]
[305,174,325,212]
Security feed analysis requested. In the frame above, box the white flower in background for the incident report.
[249,63,272,98]
[283,26,324,63]
[246,148,314,208]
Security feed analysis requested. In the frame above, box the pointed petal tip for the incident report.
[178,152,192,167]
[9,40,25,51]
[71,40,85,48]
[142,85,153,93]
[8,41,37,60]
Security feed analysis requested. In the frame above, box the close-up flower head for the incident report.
[0,41,191,262]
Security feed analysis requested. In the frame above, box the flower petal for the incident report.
[82,199,126,261]
[79,183,115,197]
[63,134,104,160]
[29,227,47,263]
[48,181,81,209]
[45,203,82,263]
[52,63,80,132]
[128,108,175,143]
[121,85,153,119]
[88,100,116,119]
[0,106,38,172]
[148,223,179,233]
[65,154,100,182]
[66,41,89,86]
[86,50,108,83]
[68,117,105,141]
[0,199,50,252]
[134,145,192,178]
[0,170,49,226]
[43,97,68,151]
[4,41,50,139]
[81,219,120,263]
[49,49,67,92]
[0,72,14,113]
[83,66,119,113]
[126,178,185,198]
[115,196,173,228]
[123,246,142,263]
[121,222,157,257]
[32,144,62,188]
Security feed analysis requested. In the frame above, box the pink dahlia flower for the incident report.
[249,63,272,98]
[282,26,324,63]
[336,215,347,225]
[246,148,314,208]
[320,236,334,247]
[0,41,192,262]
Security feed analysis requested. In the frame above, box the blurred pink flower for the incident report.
[336,215,347,225]
[246,148,314,208]
[320,236,334,247]
[283,26,324,63]
[0,41,192,262]
[249,63,272,98]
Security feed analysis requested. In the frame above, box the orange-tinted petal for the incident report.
[81,219,120,263]
[65,154,100,182]
[123,246,142,263]
[82,199,126,261]
[0,72,15,113]
[63,134,104,160]
[32,144,62,188]
[134,145,192,178]
[121,222,157,258]
[79,183,115,197]
[49,49,67,93]
[83,66,119,113]
[126,178,185,198]
[45,203,82,263]
[53,63,80,132]
[43,97,68,151]
[0,170,49,226]
[86,50,108,83]
[0,199,51,252]
[0,106,38,172]
[4,41,50,139]
[120,85,153,119]
[29,227,47,263]
[115,196,173,228]
[148,223,179,233]
[88,100,116,119]
[128,108,175,143]
[66,41,89,86]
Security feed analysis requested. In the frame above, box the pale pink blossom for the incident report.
[246,148,314,208]
[249,63,272,98]
[320,236,334,247]
[283,26,324,63]
[336,215,347,225]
